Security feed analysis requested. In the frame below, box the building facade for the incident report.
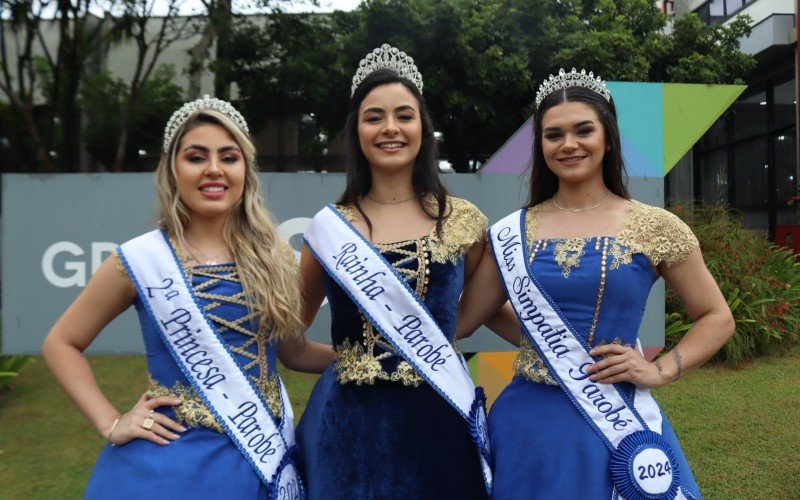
[666,0,798,239]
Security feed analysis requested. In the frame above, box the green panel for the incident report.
[468,354,479,383]
[663,84,746,174]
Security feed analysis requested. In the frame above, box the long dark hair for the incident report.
[526,86,629,207]
[337,68,449,236]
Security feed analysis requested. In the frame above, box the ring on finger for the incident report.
[141,409,155,430]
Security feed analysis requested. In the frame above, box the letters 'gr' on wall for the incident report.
[2,83,743,403]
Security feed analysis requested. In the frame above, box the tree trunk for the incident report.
[20,101,54,173]
[187,22,217,98]
[112,97,135,172]
[214,0,232,99]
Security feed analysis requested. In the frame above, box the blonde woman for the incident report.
[43,96,331,499]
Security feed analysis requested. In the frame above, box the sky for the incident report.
[153,0,362,15]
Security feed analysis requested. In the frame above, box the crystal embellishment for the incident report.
[535,68,611,108]
[162,94,250,153]
[351,43,424,96]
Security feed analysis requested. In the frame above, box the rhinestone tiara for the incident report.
[351,43,424,97]
[535,68,611,108]
[162,95,250,153]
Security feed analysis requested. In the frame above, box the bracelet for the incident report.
[106,415,122,447]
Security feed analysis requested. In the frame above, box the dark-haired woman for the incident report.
[296,45,491,499]
[457,69,733,499]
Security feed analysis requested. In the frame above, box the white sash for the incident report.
[303,205,493,493]
[118,230,303,498]
[489,211,696,500]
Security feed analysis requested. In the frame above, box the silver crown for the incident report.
[351,43,424,97]
[162,95,250,153]
[535,68,611,108]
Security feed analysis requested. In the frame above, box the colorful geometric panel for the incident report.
[662,84,745,174]
[480,82,744,177]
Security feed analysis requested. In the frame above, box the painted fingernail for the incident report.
[179,426,187,432]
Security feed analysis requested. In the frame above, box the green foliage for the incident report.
[665,204,800,366]
[227,0,756,172]
[0,355,30,392]
[549,2,756,84]
[550,0,666,81]
[227,11,347,139]
[655,14,756,84]
[80,65,184,170]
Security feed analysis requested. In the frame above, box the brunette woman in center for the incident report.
[295,45,490,499]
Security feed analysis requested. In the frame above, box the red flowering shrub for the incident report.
[665,203,800,366]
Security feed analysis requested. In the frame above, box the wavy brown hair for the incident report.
[155,109,303,342]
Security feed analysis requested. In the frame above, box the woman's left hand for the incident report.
[587,344,665,389]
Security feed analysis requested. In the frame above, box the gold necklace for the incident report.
[365,193,416,205]
[184,241,231,265]
[551,190,611,213]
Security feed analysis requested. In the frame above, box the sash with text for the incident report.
[489,210,696,500]
[304,205,493,493]
[119,230,303,500]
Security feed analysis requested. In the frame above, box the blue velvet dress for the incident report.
[85,258,284,499]
[297,198,490,499]
[489,201,703,499]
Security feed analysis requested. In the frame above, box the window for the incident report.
[774,131,798,226]
[733,91,767,140]
[773,79,796,130]
[733,138,769,230]
[699,149,728,206]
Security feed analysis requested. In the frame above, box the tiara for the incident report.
[351,43,424,97]
[162,95,250,153]
[535,68,611,108]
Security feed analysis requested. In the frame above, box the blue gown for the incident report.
[297,197,490,499]
[489,201,703,499]
[86,259,284,499]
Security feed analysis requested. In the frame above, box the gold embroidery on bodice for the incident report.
[514,200,698,385]
[114,252,284,429]
[333,197,486,386]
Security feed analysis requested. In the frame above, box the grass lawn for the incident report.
[1,353,798,498]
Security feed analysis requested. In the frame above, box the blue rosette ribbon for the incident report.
[610,430,680,500]
[269,445,306,500]
[468,386,493,469]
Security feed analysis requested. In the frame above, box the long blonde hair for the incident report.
[155,109,303,342]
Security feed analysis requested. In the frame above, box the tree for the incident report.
[341,0,756,171]
[0,0,119,172]
[109,0,197,171]
[80,64,183,170]
[227,8,346,170]
[333,0,551,172]
[548,0,755,84]
[655,13,755,84]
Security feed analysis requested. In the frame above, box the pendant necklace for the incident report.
[551,190,611,213]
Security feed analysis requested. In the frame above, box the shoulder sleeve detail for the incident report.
[111,250,131,279]
[525,204,543,251]
[616,202,699,268]
[333,203,358,223]
[429,197,487,264]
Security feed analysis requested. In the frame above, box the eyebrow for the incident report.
[361,104,417,115]
[182,144,241,153]
[543,120,596,132]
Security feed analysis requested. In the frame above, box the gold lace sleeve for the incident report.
[110,251,130,279]
[615,201,699,268]
[429,197,488,264]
